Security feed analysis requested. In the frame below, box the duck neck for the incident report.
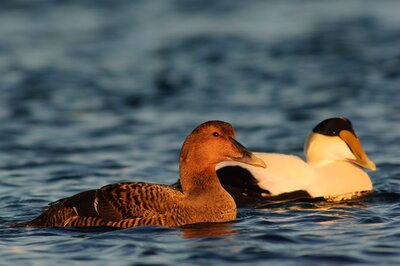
[179,161,224,196]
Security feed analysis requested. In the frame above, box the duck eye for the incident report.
[212,132,219,137]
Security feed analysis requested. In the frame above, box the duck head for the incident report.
[180,120,266,169]
[304,117,376,170]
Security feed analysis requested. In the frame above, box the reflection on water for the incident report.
[179,222,238,239]
[0,0,400,265]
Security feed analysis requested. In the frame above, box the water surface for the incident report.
[0,1,399,265]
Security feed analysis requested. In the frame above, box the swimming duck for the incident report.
[21,121,266,228]
[216,117,376,203]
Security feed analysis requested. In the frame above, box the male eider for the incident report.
[20,121,266,228]
[216,117,376,204]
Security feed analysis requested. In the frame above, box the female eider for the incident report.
[217,117,376,203]
[21,121,266,228]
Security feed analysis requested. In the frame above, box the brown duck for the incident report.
[21,121,266,228]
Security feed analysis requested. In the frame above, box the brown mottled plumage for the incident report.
[21,121,266,228]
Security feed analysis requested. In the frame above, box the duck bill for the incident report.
[228,137,266,168]
[339,130,376,171]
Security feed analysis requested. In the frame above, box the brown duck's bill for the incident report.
[339,130,377,171]
[228,137,267,168]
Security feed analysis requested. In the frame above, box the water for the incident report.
[0,0,399,265]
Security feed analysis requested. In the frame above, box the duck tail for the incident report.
[7,221,31,228]
[10,209,54,228]
[11,203,76,228]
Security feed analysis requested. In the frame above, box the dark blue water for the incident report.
[1,0,400,265]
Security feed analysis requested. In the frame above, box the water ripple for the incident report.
[1,1,400,266]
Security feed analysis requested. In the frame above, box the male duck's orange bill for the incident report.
[339,130,376,171]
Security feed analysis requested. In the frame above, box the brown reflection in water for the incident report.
[179,222,238,239]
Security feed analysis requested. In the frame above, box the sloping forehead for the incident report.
[313,117,356,136]
[193,120,235,135]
